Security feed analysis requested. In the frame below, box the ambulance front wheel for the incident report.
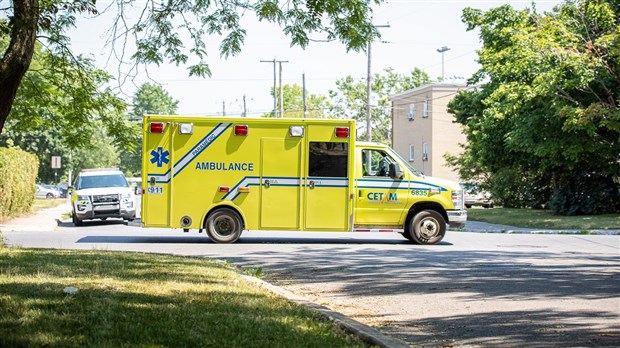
[205,208,243,243]
[408,210,446,245]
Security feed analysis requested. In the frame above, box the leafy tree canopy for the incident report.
[448,0,620,214]
[1,35,135,150]
[129,83,179,120]
[329,67,431,144]
[0,0,384,135]
[0,33,135,183]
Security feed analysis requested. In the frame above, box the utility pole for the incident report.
[302,73,307,118]
[437,46,450,81]
[242,95,247,117]
[261,58,288,117]
[278,61,288,117]
[366,24,390,142]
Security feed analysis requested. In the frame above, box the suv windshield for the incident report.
[77,174,129,189]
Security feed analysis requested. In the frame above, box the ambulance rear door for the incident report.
[142,117,172,227]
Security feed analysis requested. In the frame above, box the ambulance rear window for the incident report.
[308,142,348,178]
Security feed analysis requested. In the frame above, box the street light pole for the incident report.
[366,24,390,142]
[436,46,450,81]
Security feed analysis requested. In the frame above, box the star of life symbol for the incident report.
[150,147,170,168]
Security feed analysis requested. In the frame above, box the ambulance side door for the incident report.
[303,137,351,231]
[259,138,302,230]
[355,148,409,226]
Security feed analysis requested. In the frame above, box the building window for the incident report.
[407,103,415,121]
[422,143,429,161]
[423,97,429,118]
[409,144,415,162]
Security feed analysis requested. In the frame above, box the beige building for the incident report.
[391,83,469,182]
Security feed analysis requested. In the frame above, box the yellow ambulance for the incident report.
[141,116,466,244]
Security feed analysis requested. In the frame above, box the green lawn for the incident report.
[33,197,68,211]
[467,207,620,230]
[0,247,365,348]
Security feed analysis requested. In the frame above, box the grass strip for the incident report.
[467,207,620,230]
[0,247,366,347]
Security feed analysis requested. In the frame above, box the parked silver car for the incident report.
[461,182,493,208]
[35,184,60,199]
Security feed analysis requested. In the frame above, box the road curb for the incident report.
[241,274,410,348]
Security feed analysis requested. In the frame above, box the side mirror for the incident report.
[389,163,404,179]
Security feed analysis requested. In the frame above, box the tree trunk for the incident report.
[0,0,39,135]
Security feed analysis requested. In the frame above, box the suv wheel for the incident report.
[72,213,83,227]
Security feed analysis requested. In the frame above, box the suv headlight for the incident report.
[121,193,134,208]
[77,195,90,202]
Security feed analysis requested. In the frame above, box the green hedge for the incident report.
[0,147,39,220]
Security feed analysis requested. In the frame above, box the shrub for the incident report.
[0,147,39,219]
[549,169,620,216]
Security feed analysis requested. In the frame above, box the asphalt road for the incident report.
[3,218,620,347]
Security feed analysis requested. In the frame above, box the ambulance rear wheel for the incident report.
[409,210,445,245]
[205,208,243,243]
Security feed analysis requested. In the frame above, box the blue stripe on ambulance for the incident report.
[147,123,231,184]
[223,176,348,201]
[356,178,447,192]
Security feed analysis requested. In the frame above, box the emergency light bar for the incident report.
[234,125,248,136]
[150,122,165,133]
[335,127,349,138]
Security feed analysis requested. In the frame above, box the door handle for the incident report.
[264,179,270,189]
[308,180,315,190]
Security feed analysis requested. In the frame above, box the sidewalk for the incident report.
[462,220,620,235]
[0,200,71,232]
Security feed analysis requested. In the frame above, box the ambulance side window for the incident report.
[308,142,348,177]
[362,149,393,177]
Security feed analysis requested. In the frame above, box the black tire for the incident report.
[408,210,446,245]
[465,204,472,209]
[205,208,243,243]
[72,213,83,227]
[46,193,53,199]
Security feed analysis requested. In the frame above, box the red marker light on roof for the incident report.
[218,186,230,193]
[234,125,248,136]
[335,127,349,138]
[150,122,165,133]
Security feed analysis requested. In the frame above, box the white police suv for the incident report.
[71,168,136,226]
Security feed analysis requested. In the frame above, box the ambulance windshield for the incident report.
[388,149,424,178]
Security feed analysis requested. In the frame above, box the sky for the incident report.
[68,0,562,117]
